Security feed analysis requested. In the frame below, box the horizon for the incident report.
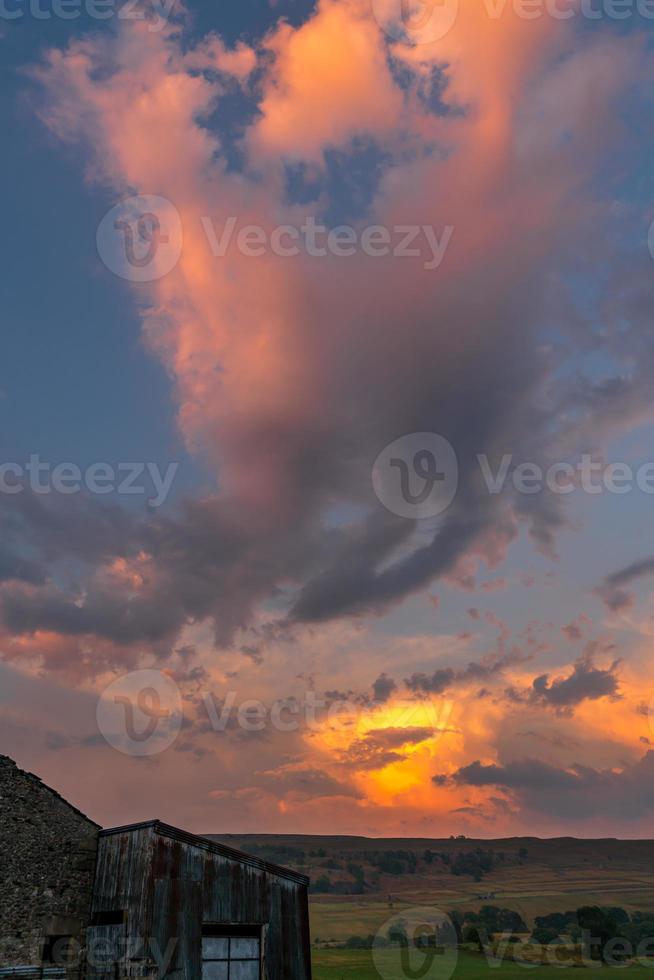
[7,747,654,845]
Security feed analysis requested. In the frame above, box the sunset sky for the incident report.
[2,0,654,838]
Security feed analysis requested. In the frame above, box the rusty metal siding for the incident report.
[151,877,202,980]
[91,823,311,980]
[265,880,311,980]
[91,826,155,939]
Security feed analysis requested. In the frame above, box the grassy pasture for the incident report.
[312,948,654,978]
[214,833,654,974]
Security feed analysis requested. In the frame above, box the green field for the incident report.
[312,948,653,978]
[213,832,654,976]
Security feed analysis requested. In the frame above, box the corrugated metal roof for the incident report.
[99,819,310,886]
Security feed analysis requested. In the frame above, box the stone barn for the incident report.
[0,755,100,979]
[0,758,312,980]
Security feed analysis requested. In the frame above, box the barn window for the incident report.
[201,924,261,980]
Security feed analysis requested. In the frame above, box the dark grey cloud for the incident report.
[0,491,328,661]
[290,504,500,624]
[372,672,397,702]
[501,649,621,712]
[595,556,654,612]
[256,766,361,799]
[1,491,138,565]
[406,667,456,694]
[0,545,45,586]
[562,621,582,641]
[435,752,654,820]
[531,655,620,707]
[1,582,184,646]
[282,237,576,626]
[406,648,528,695]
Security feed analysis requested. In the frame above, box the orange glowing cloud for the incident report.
[251,0,404,160]
[30,0,643,533]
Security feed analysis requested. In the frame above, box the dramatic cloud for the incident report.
[562,616,590,642]
[372,673,397,703]
[0,546,44,587]
[14,0,645,673]
[531,655,621,708]
[502,651,622,712]
[437,752,654,821]
[254,762,360,800]
[595,557,654,613]
[406,647,528,694]
[406,667,456,695]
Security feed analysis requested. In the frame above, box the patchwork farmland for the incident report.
[214,833,654,975]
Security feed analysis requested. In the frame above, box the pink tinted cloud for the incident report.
[9,2,649,668]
